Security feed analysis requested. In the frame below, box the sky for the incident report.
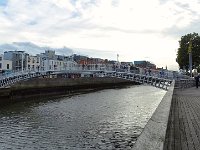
[1,0,200,70]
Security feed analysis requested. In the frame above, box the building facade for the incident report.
[4,51,28,71]
[38,50,78,71]
[0,54,12,73]
[26,55,40,72]
[134,60,156,69]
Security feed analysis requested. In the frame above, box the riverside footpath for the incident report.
[164,87,200,150]
[133,79,197,150]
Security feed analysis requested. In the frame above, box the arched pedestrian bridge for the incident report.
[0,69,175,90]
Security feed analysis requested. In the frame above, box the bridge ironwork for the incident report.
[0,68,189,90]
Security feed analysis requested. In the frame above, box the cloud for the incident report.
[163,20,200,38]
[160,0,200,38]
[0,0,7,7]
[0,42,74,56]
[1,0,197,40]
[1,0,200,70]
[111,0,119,7]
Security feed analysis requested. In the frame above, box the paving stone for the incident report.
[164,87,200,150]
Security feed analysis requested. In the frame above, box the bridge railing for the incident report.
[100,71,173,90]
[0,66,178,89]
[174,78,195,89]
[0,70,47,88]
[0,65,177,79]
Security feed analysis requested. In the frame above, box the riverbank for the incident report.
[133,81,175,149]
[0,77,137,105]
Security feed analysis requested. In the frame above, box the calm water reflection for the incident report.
[0,85,166,149]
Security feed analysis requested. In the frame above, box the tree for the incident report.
[176,32,200,71]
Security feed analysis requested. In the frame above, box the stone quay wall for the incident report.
[0,77,137,105]
[133,80,175,150]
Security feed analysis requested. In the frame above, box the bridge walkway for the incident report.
[0,70,173,90]
[164,87,200,150]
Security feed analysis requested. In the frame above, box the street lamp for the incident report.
[21,52,24,73]
[188,39,192,77]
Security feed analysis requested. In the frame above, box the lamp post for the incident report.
[188,39,192,77]
[189,52,192,77]
[21,52,24,73]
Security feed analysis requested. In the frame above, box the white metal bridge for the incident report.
[0,68,175,90]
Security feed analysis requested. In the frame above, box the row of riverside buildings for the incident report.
[0,50,158,75]
[0,50,133,74]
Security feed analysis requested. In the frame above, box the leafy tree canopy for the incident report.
[176,32,200,71]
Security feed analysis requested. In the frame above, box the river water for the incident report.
[0,85,166,150]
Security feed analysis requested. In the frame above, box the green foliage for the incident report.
[176,32,200,71]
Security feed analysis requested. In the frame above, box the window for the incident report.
[37,57,39,63]
[7,64,9,69]
[0,63,2,69]
[0,57,2,61]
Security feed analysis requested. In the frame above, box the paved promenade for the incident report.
[164,87,200,150]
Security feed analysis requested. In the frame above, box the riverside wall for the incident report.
[0,77,137,105]
[133,80,175,150]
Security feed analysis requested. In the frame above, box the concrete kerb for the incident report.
[133,80,175,150]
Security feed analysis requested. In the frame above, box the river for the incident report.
[0,85,166,150]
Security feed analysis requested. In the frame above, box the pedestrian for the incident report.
[195,75,199,88]
[194,70,199,88]
[148,68,151,76]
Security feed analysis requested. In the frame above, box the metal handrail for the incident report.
[0,67,184,89]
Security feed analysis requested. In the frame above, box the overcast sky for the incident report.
[1,0,200,70]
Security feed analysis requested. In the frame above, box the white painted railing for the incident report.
[0,68,177,89]
[100,72,173,90]
[174,79,195,89]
